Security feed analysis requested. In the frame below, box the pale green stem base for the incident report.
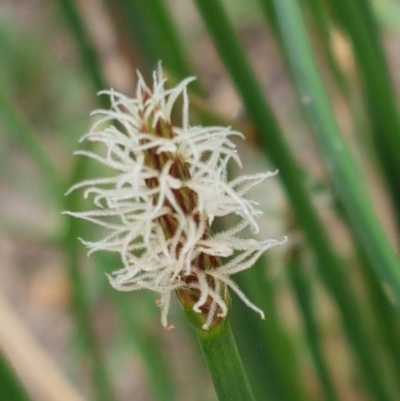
[195,318,257,401]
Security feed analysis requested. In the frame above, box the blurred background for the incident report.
[1,1,400,401]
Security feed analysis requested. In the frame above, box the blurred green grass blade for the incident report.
[374,0,400,34]
[266,0,400,311]
[0,353,33,401]
[240,260,310,401]
[0,89,62,197]
[325,0,400,225]
[108,0,199,91]
[287,249,340,401]
[360,253,400,392]
[57,1,116,395]
[138,0,194,80]
[231,303,290,401]
[62,155,116,401]
[191,1,397,400]
[264,0,400,399]
[56,0,109,107]
[106,0,154,73]
[235,259,310,401]
[63,246,116,401]
[337,197,400,388]
[106,287,176,401]
[193,318,257,401]
[305,0,349,95]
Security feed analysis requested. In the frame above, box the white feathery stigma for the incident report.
[64,66,286,330]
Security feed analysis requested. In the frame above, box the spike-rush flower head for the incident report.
[65,67,286,330]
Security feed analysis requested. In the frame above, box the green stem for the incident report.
[287,248,340,401]
[62,144,115,401]
[0,353,32,401]
[108,0,200,92]
[56,1,116,397]
[56,0,109,107]
[236,260,309,401]
[195,317,257,401]
[325,0,400,225]
[0,89,61,196]
[305,0,350,96]
[230,301,288,401]
[267,0,400,312]
[109,289,176,401]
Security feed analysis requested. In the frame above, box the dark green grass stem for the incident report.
[0,353,32,401]
[87,251,176,401]
[266,0,400,312]
[106,287,176,401]
[191,1,395,400]
[63,147,115,401]
[195,318,257,401]
[287,248,340,401]
[56,1,116,397]
[56,0,109,107]
[325,0,400,226]
[0,89,62,196]
[335,198,400,392]
[305,0,349,96]
[359,252,400,393]
[230,301,290,401]
[109,0,202,93]
[236,260,310,401]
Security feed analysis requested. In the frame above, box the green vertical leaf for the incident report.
[0,353,32,401]
[325,0,400,225]
[265,0,400,312]
[263,0,400,399]
[287,248,340,401]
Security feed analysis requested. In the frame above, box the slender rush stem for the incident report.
[0,89,61,196]
[325,0,400,226]
[236,259,309,401]
[0,353,32,401]
[195,317,257,401]
[108,288,177,401]
[268,0,400,311]
[62,136,116,401]
[56,0,109,107]
[287,249,340,401]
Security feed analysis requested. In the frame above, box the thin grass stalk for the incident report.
[324,0,400,227]
[89,251,176,401]
[138,0,194,80]
[56,0,109,108]
[191,1,396,400]
[108,290,176,401]
[305,0,349,96]
[236,260,310,401]
[0,89,62,196]
[184,313,257,401]
[263,0,400,399]
[336,201,400,393]
[230,301,291,401]
[104,0,160,74]
[287,247,340,401]
[0,353,32,401]
[108,0,199,92]
[265,0,400,312]
[359,253,400,392]
[56,0,116,398]
[62,171,115,401]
